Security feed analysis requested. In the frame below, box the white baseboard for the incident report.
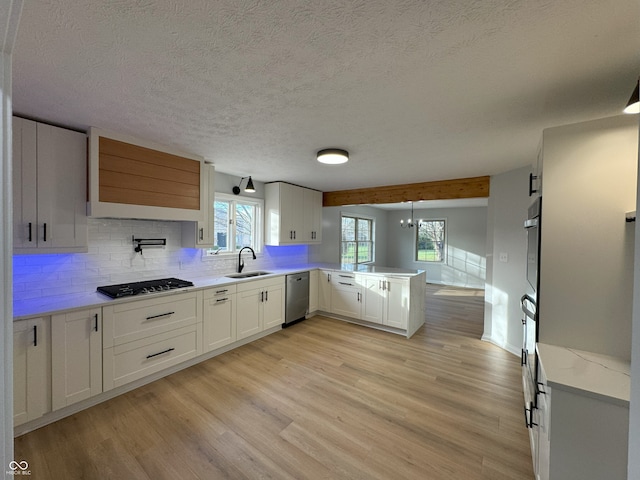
[481,334,521,357]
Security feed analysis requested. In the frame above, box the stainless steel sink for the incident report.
[225,271,272,279]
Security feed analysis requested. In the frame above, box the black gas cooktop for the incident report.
[96,278,194,299]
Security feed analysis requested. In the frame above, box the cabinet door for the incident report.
[14,317,50,426]
[360,276,384,324]
[331,279,362,318]
[12,117,38,250]
[51,308,102,410]
[203,293,236,351]
[236,288,263,340]
[280,183,305,243]
[303,188,323,243]
[36,122,87,249]
[319,270,332,311]
[309,270,319,313]
[182,164,215,247]
[384,277,409,329]
[263,284,285,329]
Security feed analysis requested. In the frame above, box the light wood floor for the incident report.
[15,285,534,479]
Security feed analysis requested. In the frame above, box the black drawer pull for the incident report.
[215,289,228,294]
[145,311,175,320]
[338,274,353,278]
[94,313,99,332]
[43,223,47,242]
[146,348,175,359]
[216,297,229,302]
[28,222,32,242]
[33,325,37,346]
[338,282,354,286]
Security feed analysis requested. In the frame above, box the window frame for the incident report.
[415,218,446,263]
[340,213,375,265]
[208,193,264,256]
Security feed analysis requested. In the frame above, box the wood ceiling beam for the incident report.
[322,175,490,207]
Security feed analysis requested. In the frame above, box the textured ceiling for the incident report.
[11,0,640,192]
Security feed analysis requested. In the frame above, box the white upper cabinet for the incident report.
[13,117,88,253]
[264,182,323,245]
[182,163,216,248]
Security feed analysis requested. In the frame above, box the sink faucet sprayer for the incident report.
[237,246,256,273]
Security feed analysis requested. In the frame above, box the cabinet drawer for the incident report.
[331,272,358,288]
[236,276,284,293]
[103,292,198,347]
[103,325,198,390]
[204,284,237,299]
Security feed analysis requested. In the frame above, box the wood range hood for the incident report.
[322,175,490,207]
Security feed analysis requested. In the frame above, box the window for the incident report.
[416,219,446,262]
[341,215,374,264]
[211,194,263,254]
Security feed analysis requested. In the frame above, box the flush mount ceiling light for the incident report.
[623,81,639,114]
[317,148,349,165]
[232,176,256,195]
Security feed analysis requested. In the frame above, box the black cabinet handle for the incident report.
[146,348,175,359]
[529,173,539,196]
[521,348,527,366]
[265,290,268,301]
[215,289,228,294]
[33,325,37,346]
[43,223,47,242]
[216,297,229,302]
[145,311,175,320]
[94,313,99,332]
[261,291,264,302]
[339,282,354,286]
[199,227,204,241]
[28,222,32,242]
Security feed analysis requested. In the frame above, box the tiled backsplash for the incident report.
[13,218,308,301]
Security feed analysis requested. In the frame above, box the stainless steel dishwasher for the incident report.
[284,271,309,327]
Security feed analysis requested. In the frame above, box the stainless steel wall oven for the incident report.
[522,196,541,427]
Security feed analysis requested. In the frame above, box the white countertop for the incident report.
[13,263,425,320]
[537,342,631,407]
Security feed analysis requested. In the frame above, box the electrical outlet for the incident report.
[499,252,508,263]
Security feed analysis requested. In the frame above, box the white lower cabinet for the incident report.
[533,345,630,480]
[382,277,409,329]
[102,291,201,390]
[308,269,319,314]
[236,276,285,340]
[330,272,362,318]
[13,317,50,426]
[51,308,102,410]
[203,285,237,351]
[318,269,332,311]
[319,269,424,337]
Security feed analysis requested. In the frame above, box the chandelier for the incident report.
[400,201,421,228]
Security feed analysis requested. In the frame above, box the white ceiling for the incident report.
[11,0,640,193]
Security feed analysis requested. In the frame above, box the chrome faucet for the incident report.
[237,246,256,273]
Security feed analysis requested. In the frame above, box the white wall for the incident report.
[309,205,389,265]
[386,206,487,288]
[539,115,637,360]
[482,166,531,356]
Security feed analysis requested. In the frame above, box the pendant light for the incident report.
[400,202,421,228]
[317,148,349,165]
